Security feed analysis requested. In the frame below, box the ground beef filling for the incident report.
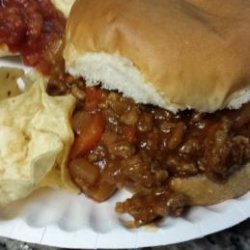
[47,76,250,226]
[0,0,65,74]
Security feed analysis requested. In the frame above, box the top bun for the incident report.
[64,0,250,113]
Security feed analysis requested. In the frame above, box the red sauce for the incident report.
[0,0,65,74]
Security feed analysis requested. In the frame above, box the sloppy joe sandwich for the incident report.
[0,0,250,227]
[53,0,250,226]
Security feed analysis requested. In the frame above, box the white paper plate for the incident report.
[0,188,249,249]
[0,58,249,249]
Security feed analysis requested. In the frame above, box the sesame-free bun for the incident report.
[170,163,250,205]
[64,0,250,205]
[64,0,250,113]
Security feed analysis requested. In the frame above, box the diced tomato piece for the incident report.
[70,113,106,159]
[84,87,104,111]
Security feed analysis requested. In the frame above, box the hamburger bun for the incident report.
[64,0,250,113]
[64,0,250,206]
[170,163,250,205]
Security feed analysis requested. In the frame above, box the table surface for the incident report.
[0,219,249,250]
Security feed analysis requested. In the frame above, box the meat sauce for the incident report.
[0,0,65,74]
[47,76,250,226]
[1,0,249,228]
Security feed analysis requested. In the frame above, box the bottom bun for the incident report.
[170,164,250,205]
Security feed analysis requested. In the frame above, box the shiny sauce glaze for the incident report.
[47,76,250,226]
[0,0,65,74]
